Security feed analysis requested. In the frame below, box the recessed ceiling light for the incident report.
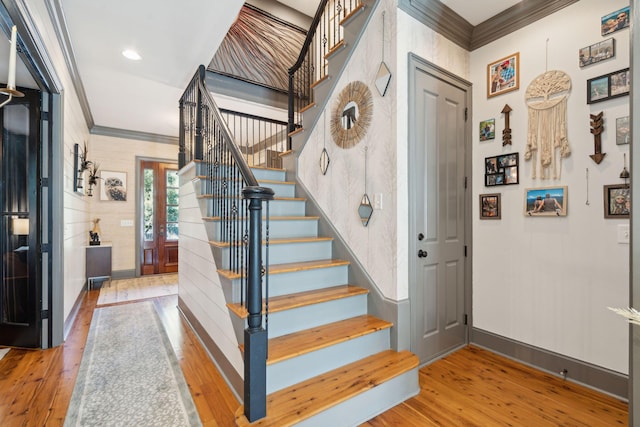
[122,49,142,61]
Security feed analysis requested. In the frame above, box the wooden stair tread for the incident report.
[299,102,316,113]
[234,350,418,426]
[227,284,368,318]
[340,3,365,26]
[210,236,332,248]
[325,40,345,60]
[202,215,319,222]
[218,259,349,280]
[310,75,329,89]
[264,314,392,365]
[288,127,304,138]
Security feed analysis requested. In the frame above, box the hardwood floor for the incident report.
[0,283,628,426]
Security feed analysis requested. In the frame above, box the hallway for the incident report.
[0,277,628,426]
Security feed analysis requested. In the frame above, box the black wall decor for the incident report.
[485,152,519,186]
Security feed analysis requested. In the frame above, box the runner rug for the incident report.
[64,301,202,426]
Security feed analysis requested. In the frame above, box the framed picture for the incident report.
[487,53,519,98]
[485,152,518,186]
[524,186,567,217]
[616,116,630,145]
[479,119,495,141]
[587,68,629,104]
[480,193,501,219]
[604,184,630,218]
[100,170,127,201]
[579,38,615,67]
[601,6,630,36]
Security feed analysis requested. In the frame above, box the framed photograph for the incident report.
[487,52,519,98]
[480,193,501,219]
[524,186,567,217]
[485,152,518,186]
[604,184,630,218]
[587,68,629,104]
[579,38,615,67]
[479,119,495,141]
[616,116,630,145]
[100,170,127,201]
[601,6,629,36]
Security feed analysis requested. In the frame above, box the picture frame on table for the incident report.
[487,53,519,98]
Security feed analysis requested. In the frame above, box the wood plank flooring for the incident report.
[0,278,629,426]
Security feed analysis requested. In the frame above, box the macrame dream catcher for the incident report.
[524,70,571,179]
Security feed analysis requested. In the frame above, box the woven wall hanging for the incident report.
[524,70,572,179]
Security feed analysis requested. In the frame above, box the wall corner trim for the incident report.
[91,125,178,145]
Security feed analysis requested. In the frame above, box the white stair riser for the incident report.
[195,178,295,199]
[228,264,350,302]
[202,198,305,217]
[266,328,390,394]
[297,368,420,427]
[244,294,368,339]
[195,163,286,182]
[206,218,318,240]
[218,240,333,269]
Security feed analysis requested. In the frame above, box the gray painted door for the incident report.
[409,57,468,364]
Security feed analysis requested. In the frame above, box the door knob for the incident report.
[418,249,428,258]
[418,233,424,241]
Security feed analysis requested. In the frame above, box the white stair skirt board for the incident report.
[0,348,10,361]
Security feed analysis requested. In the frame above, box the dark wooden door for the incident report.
[141,161,179,275]
[0,88,41,348]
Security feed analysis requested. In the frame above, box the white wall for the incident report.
[298,0,399,299]
[395,7,470,300]
[88,134,177,272]
[470,0,629,374]
[22,0,92,321]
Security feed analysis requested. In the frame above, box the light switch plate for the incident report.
[121,219,134,227]
[618,224,630,244]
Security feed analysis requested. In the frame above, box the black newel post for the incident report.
[287,72,295,151]
[194,66,205,162]
[178,98,185,168]
[242,186,273,422]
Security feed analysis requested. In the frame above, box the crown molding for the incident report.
[91,125,178,145]
[399,0,580,51]
[398,0,473,50]
[45,0,94,129]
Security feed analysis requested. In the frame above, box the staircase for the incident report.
[193,164,418,426]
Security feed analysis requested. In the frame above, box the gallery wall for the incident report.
[470,0,630,374]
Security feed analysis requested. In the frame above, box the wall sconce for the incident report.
[0,25,25,109]
[11,217,29,235]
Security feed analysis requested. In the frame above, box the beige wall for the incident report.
[87,134,177,273]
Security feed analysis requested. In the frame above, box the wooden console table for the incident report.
[86,243,112,290]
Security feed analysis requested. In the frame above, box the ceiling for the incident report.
[0,0,522,139]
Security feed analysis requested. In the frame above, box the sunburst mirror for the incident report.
[331,81,373,149]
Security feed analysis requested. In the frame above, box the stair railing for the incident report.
[179,65,273,422]
[287,0,361,138]
[219,108,289,169]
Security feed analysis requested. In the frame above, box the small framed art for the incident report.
[485,152,518,187]
[100,170,127,201]
[579,38,614,68]
[616,116,630,145]
[587,68,629,104]
[480,193,501,219]
[524,186,567,217]
[479,119,495,141]
[601,6,629,36]
[604,184,630,218]
[487,53,519,98]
